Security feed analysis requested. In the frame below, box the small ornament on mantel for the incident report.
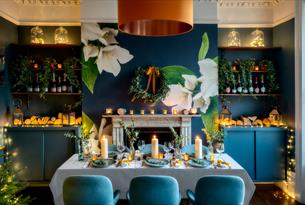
[117,108,127,115]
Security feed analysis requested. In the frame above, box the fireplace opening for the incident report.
[124,127,180,148]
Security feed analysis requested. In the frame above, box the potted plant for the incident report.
[63,57,81,93]
[10,56,33,92]
[39,58,55,99]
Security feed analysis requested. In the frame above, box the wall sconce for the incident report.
[250,29,265,47]
[227,29,241,47]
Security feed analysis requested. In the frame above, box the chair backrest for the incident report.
[194,175,245,205]
[129,175,180,205]
[63,175,114,205]
[181,144,209,155]
[142,144,165,154]
[108,144,117,151]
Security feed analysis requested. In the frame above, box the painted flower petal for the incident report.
[200,97,210,113]
[96,49,121,76]
[193,93,211,114]
[162,84,192,111]
[81,23,101,44]
[83,45,99,61]
[100,27,119,45]
[111,45,134,64]
[200,81,218,98]
[198,58,218,83]
[182,74,198,91]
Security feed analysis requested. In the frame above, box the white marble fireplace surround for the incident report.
[102,115,201,146]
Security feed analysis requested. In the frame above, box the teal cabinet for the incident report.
[224,127,286,182]
[6,127,79,182]
[224,130,255,179]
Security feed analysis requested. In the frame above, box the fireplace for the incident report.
[102,114,200,146]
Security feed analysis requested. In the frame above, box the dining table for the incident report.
[50,153,255,205]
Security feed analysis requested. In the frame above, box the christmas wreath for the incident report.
[129,66,169,103]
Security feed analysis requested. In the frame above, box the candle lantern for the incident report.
[162,109,168,115]
[269,107,282,126]
[105,108,113,115]
[227,29,241,47]
[13,103,23,126]
[220,105,232,126]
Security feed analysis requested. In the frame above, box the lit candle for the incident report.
[190,108,197,115]
[254,65,260,71]
[57,63,62,69]
[151,135,159,159]
[129,110,134,115]
[172,108,177,115]
[140,109,145,115]
[162,109,168,115]
[33,63,39,70]
[105,108,113,115]
[100,135,108,159]
[232,65,237,71]
[195,135,203,159]
[159,153,164,159]
[150,109,155,115]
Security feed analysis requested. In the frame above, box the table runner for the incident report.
[50,154,255,205]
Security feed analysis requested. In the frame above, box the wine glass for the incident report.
[137,140,145,153]
[117,144,126,154]
[216,142,225,159]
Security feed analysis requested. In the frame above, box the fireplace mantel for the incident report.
[102,114,200,146]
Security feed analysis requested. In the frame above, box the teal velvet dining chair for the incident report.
[141,144,165,154]
[63,175,120,205]
[187,175,245,205]
[127,175,181,205]
[181,144,209,155]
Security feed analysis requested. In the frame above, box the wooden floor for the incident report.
[23,184,303,205]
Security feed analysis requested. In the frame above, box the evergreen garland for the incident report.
[218,58,235,92]
[260,60,279,93]
[129,67,169,104]
[239,59,255,89]
[63,57,81,93]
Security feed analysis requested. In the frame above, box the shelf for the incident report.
[10,44,81,49]
[219,93,280,97]
[11,92,81,96]
[218,46,281,51]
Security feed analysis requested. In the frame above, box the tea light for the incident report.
[150,109,155,115]
[195,135,203,159]
[159,153,164,159]
[151,135,159,159]
[92,154,98,161]
[129,110,134,115]
[57,63,62,69]
[232,65,237,71]
[172,108,178,115]
[254,65,260,71]
[140,109,145,115]
[162,109,168,115]
[190,108,197,115]
[210,154,215,163]
[105,108,113,115]
[128,153,133,161]
[183,154,189,161]
[100,135,108,159]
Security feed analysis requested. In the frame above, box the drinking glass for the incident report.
[216,142,225,159]
[137,140,145,153]
[117,144,126,154]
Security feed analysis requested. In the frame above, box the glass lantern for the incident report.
[54,27,69,44]
[269,107,282,126]
[220,105,232,126]
[227,29,241,47]
[250,29,265,47]
[13,100,23,126]
[31,26,45,44]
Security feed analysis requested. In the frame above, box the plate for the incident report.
[187,159,211,168]
[144,158,169,168]
[91,159,115,168]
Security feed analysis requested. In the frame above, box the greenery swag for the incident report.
[129,67,169,104]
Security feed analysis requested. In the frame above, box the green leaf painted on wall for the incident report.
[198,33,209,61]
[160,65,194,85]
[82,111,94,134]
[81,56,99,94]
[213,56,219,65]
[201,96,219,133]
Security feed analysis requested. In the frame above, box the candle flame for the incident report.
[196,135,201,140]
[153,135,157,139]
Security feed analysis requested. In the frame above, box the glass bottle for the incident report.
[50,68,57,93]
[254,77,260,94]
[57,76,62,93]
[260,74,266,93]
[248,73,254,93]
[237,75,243,93]
[62,73,67,92]
[33,72,40,93]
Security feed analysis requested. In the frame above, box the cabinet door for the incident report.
[256,130,286,181]
[6,129,44,181]
[44,129,75,181]
[224,130,255,179]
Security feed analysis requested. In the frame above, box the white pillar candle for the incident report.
[100,135,108,159]
[151,135,159,159]
[195,135,203,159]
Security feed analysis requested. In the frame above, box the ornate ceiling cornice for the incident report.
[14,0,80,6]
[218,0,284,8]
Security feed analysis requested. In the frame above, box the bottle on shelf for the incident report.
[254,77,260,94]
[260,74,266,94]
[27,73,33,92]
[248,73,254,94]
[232,74,237,94]
[50,68,57,93]
[225,79,231,94]
[57,76,62,93]
[33,72,40,93]
[62,73,67,92]
[67,78,73,93]
[237,74,243,93]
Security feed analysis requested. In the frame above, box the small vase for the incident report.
[129,143,135,160]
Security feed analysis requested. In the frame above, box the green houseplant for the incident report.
[63,57,81,93]
[10,56,33,92]
[39,58,56,99]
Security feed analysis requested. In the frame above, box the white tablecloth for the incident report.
[50,154,255,205]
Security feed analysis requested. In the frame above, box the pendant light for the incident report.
[118,0,193,37]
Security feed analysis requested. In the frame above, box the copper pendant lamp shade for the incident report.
[118,0,193,37]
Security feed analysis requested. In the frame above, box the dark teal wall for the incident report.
[273,19,295,127]
[82,24,218,140]
[0,17,18,125]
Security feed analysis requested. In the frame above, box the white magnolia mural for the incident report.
[82,23,134,77]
